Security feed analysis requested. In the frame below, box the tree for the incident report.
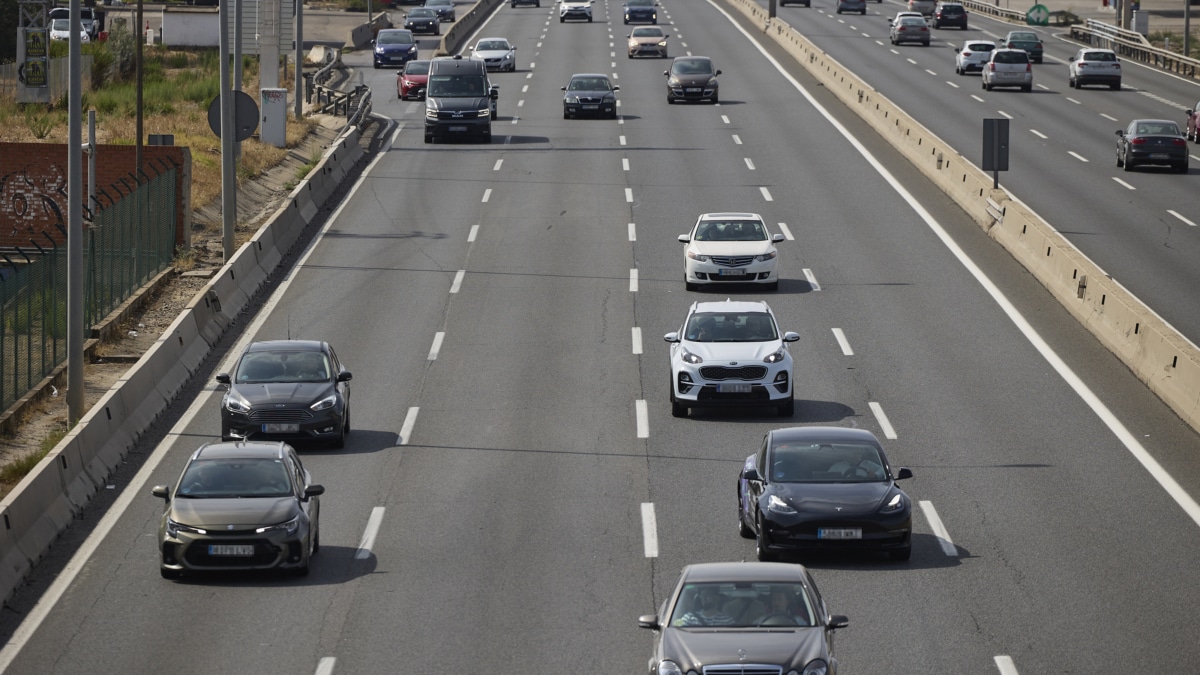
[0,0,18,65]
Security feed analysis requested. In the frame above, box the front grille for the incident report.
[709,255,754,267]
[577,96,604,104]
[700,365,767,380]
[703,666,782,675]
[248,408,313,422]
[184,538,279,567]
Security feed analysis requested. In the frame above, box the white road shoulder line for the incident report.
[919,501,959,556]
[398,407,419,445]
[868,401,897,438]
[641,503,659,557]
[635,400,649,438]
[832,328,853,355]
[355,507,385,559]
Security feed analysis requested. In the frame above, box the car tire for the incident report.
[491,110,498,120]
[861,8,866,14]
[738,496,755,539]
[836,8,842,13]
[1069,76,1076,88]
[1177,163,1189,174]
[1021,84,1032,92]
[588,16,592,21]
[954,65,960,75]
[312,524,320,554]
[711,92,719,104]
[768,280,779,292]
[889,545,912,562]
[1111,81,1120,91]
[424,134,433,144]
[559,16,564,21]
[160,567,180,580]
[755,515,776,562]
[1115,151,1123,168]
[330,424,345,450]
[667,94,675,104]
[373,63,380,69]
[777,396,794,417]
[982,80,990,91]
[1123,153,1134,172]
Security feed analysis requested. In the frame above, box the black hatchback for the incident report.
[932,2,967,28]
[217,340,352,448]
[665,56,721,104]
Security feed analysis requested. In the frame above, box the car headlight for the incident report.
[707,77,719,86]
[768,494,797,515]
[166,518,206,537]
[564,95,579,103]
[686,250,709,262]
[478,108,491,116]
[257,515,301,536]
[667,77,680,87]
[603,94,615,102]
[879,493,906,513]
[426,108,438,119]
[310,394,337,412]
[681,349,703,365]
[657,662,684,675]
[223,392,251,414]
[755,251,777,262]
[801,660,829,675]
[658,41,668,46]
[763,349,786,364]
[408,45,417,54]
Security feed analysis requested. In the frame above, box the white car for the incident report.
[888,11,925,25]
[1068,48,1121,90]
[558,0,594,22]
[665,300,798,418]
[679,212,784,291]
[982,48,1032,92]
[49,18,90,42]
[955,40,995,75]
[49,7,97,39]
[470,38,517,72]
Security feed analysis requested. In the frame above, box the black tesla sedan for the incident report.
[638,562,849,675]
[217,340,352,449]
[738,426,914,561]
[1116,119,1189,173]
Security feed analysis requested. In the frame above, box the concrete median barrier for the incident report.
[438,0,505,56]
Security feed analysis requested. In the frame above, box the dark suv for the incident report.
[932,2,967,28]
[424,56,499,143]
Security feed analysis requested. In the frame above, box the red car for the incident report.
[1186,100,1200,142]
[397,59,430,100]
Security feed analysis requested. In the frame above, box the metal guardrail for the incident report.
[959,0,1025,23]
[1071,19,1200,79]
[345,87,373,131]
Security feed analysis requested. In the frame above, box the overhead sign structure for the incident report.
[1025,3,1050,25]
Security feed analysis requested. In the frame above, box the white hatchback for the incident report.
[679,212,784,291]
[665,300,799,418]
[955,40,995,75]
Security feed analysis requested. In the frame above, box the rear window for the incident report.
[1084,51,1117,62]
[995,51,1029,64]
[967,43,995,52]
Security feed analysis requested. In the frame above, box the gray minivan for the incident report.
[424,56,499,143]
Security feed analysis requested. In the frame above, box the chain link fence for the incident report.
[0,166,176,412]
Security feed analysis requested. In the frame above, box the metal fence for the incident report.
[0,56,93,103]
[0,166,176,412]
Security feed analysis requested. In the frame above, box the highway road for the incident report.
[2,0,1200,672]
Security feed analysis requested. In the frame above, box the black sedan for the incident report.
[623,0,658,24]
[562,73,619,119]
[665,56,720,104]
[424,0,456,22]
[217,340,352,448]
[403,7,441,34]
[1116,119,1189,173]
[638,562,849,675]
[738,426,914,561]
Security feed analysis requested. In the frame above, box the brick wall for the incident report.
[0,143,191,250]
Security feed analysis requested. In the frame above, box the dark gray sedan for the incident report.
[638,562,849,675]
[1116,119,1189,173]
[665,56,720,104]
[562,73,619,119]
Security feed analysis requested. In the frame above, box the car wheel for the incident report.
[221,431,233,442]
[1111,81,1120,91]
[160,567,181,580]
[836,8,842,13]
[755,515,776,562]
[330,423,345,449]
[1069,76,1076,88]
[954,65,960,75]
[768,280,779,292]
[588,16,592,21]
[861,8,866,14]
[981,79,989,91]
[564,109,570,119]
[1021,84,1032,92]
[491,110,498,120]
[424,134,433,144]
[344,407,351,435]
[609,109,618,119]
[559,16,564,21]
[711,92,719,104]
[373,63,380,69]
[1123,152,1134,172]
[889,545,912,562]
[1115,151,1123,167]
[777,395,794,417]
[738,495,755,539]
[667,94,674,104]
[1177,163,1189,173]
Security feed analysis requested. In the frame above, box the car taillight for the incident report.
[962,50,970,56]
[1026,63,1032,72]
[920,26,928,31]
[1172,138,1187,147]
[1131,138,1147,145]
[989,63,996,71]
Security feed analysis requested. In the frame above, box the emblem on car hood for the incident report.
[738,648,748,662]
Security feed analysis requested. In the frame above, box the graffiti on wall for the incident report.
[0,163,66,241]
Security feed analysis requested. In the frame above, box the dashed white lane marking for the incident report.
[803,268,820,291]
[397,407,419,446]
[925,69,936,76]
[1036,83,1049,90]
[630,268,639,292]
[1067,151,1088,162]
[493,159,503,171]
[635,400,649,438]
[861,32,869,37]
[632,327,643,354]
[681,41,688,47]
[623,158,630,171]
[832,328,853,355]
[1066,96,1080,104]
[732,134,742,144]
[511,117,519,125]
[869,401,897,439]
[355,507,386,559]
[620,135,627,146]
[610,51,615,57]
[890,48,899,54]
[777,222,794,240]
[619,115,625,125]
[1101,113,1118,121]
[427,332,445,360]
[907,58,917,65]
[481,188,492,202]
[627,223,638,243]
[875,39,884,46]
[1168,210,1197,227]
[449,270,465,294]
[946,81,959,89]
[611,61,616,67]
[522,84,529,92]
[1111,177,1136,190]
[919,501,959,557]
[467,224,479,242]
[994,655,1020,675]
[1030,129,1047,139]
[315,657,336,675]
[760,187,773,201]
[536,42,542,48]
[529,61,536,68]
[721,115,731,124]
[970,94,984,102]
[518,99,525,107]
[612,72,619,79]
[641,503,659,557]
[998,110,1012,118]
[625,188,634,202]
[744,158,756,170]
[526,72,532,79]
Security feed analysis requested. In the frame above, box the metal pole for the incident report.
[136,0,143,175]
[220,0,236,261]
[87,110,96,216]
[68,0,84,424]
[1185,0,1191,58]
[295,0,304,118]
[234,0,243,163]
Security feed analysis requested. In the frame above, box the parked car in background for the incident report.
[1186,102,1200,142]
[931,1,967,28]
[1068,48,1121,89]
[49,7,97,39]
[627,26,670,58]
[398,59,430,99]
[955,40,995,75]
[1001,30,1043,63]
[1116,119,1189,172]
[890,16,930,46]
[49,18,89,42]
[982,48,1032,92]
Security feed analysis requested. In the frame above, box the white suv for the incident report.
[665,300,798,418]
[679,212,784,291]
[558,0,594,22]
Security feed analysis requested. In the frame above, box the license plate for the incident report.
[583,104,599,110]
[685,87,701,92]
[717,383,752,393]
[209,544,255,556]
[818,528,862,540]
[449,126,468,132]
[263,423,300,433]
[718,269,746,276]
[1150,153,1169,159]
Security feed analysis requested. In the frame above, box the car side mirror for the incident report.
[663,332,680,343]
[304,484,326,499]
[678,234,691,242]
[216,373,231,385]
[561,86,568,91]
[151,485,170,501]
[828,615,850,630]
[715,69,722,75]
[490,90,499,100]
[337,371,353,382]
[638,614,660,630]
[772,233,785,243]
[888,19,893,24]
[1187,109,1194,115]
[782,331,800,343]
[612,85,620,91]
[741,465,762,482]
[470,46,476,50]
[1115,130,1124,136]
[664,71,670,76]
[626,34,631,38]
[895,467,913,480]
[370,39,376,45]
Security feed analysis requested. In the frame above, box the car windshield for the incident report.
[477,40,510,51]
[684,312,778,343]
[1008,32,1037,41]
[236,350,332,384]
[409,8,435,16]
[176,458,294,498]
[1134,122,1181,136]
[427,74,488,96]
[772,442,887,482]
[405,61,430,74]
[899,17,925,25]
[693,219,767,241]
[569,77,611,91]
[669,583,817,628]
[632,27,663,37]
[1084,51,1116,61]
[627,0,654,5]
[426,0,451,5]
[673,59,713,75]
[52,18,70,30]
[377,31,414,45]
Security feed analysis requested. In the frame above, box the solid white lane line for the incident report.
[1168,210,1197,227]
[994,655,1020,675]
[630,269,639,292]
[970,94,985,102]
[1066,96,1080,104]
[732,134,742,144]
[625,188,634,202]
[620,135,627,145]
[1111,177,1136,190]
[1030,129,1047,139]
[449,270,465,294]
[998,110,1012,118]
[636,400,649,438]
[355,507,386,559]
[832,328,853,355]
[760,187,773,201]
[632,327,643,354]
[315,657,336,675]
[628,222,637,241]
[919,501,959,556]
[1067,151,1088,162]
[493,159,503,171]
[641,503,659,557]
[803,268,820,291]
[623,158,630,171]
[481,188,492,202]
[721,115,731,124]
[744,157,756,170]
[1100,113,1119,121]
[398,407,419,445]
[427,332,445,360]
[467,224,479,242]
[869,401,897,439]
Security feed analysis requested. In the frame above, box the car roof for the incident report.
[768,425,881,446]
[477,36,509,42]
[682,562,810,583]
[697,212,763,221]
[192,441,289,461]
[245,339,327,353]
[570,72,610,79]
[691,299,773,314]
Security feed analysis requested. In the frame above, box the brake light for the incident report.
[989,63,996,71]
[920,26,928,31]
[1131,138,1147,145]
[962,50,970,56]
[1026,63,1032,72]
[1172,138,1187,147]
